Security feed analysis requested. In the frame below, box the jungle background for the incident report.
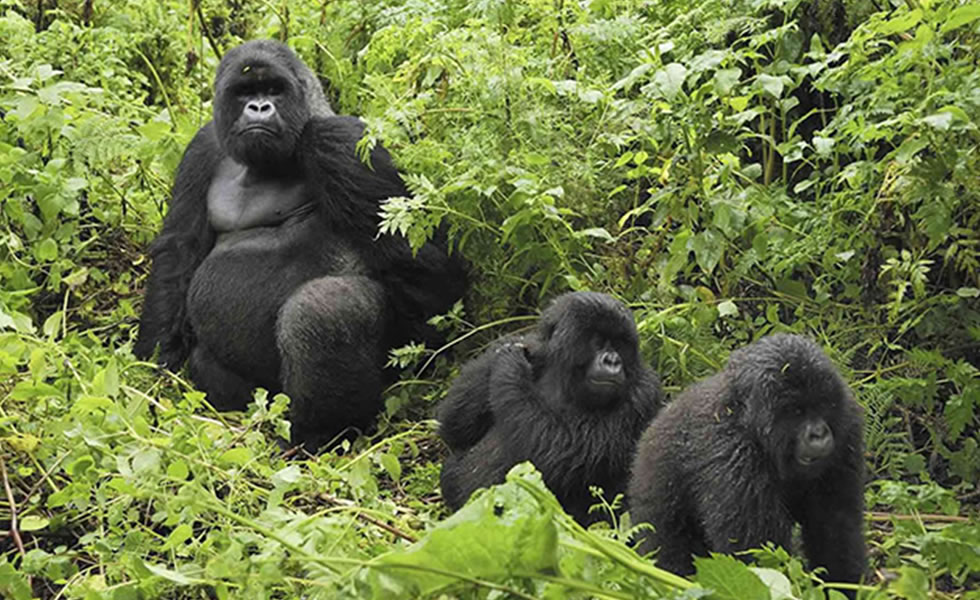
[0,0,978,598]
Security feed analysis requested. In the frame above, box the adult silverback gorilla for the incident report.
[629,334,867,594]
[134,40,465,449]
[438,292,663,524]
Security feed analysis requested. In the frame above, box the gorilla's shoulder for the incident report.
[300,115,370,151]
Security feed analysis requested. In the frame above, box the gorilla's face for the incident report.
[771,399,838,480]
[214,44,310,168]
[539,292,641,410]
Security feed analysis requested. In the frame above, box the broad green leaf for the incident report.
[379,452,402,481]
[356,466,558,599]
[694,554,769,600]
[35,238,58,261]
[18,515,49,532]
[651,63,688,100]
[940,5,980,33]
[749,567,793,600]
[218,447,251,466]
[163,524,193,550]
[889,566,928,600]
[812,136,834,156]
[757,74,785,99]
[714,68,741,96]
[690,229,722,275]
[876,9,922,35]
[168,460,190,481]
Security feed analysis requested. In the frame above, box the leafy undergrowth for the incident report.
[1,0,979,598]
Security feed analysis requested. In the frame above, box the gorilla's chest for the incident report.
[187,159,369,356]
[206,158,310,232]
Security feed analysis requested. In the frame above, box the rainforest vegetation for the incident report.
[0,0,978,598]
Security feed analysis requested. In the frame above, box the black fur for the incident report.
[438,292,662,524]
[134,40,465,449]
[629,334,867,592]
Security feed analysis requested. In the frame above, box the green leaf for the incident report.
[889,566,928,600]
[132,449,161,474]
[812,136,834,156]
[379,452,402,481]
[162,524,193,551]
[717,300,739,318]
[218,447,251,466]
[694,554,769,600]
[749,567,793,600]
[143,562,196,585]
[168,460,190,481]
[35,238,58,261]
[651,63,688,100]
[921,111,953,131]
[0,560,32,600]
[757,74,785,99]
[876,9,922,35]
[690,229,722,275]
[18,515,49,532]
[940,5,980,33]
[356,466,558,599]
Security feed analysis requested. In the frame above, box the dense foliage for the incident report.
[0,0,978,598]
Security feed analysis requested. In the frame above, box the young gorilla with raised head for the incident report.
[629,334,866,592]
[134,41,465,449]
[438,292,663,524]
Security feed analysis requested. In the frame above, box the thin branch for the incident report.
[867,511,969,523]
[0,457,26,556]
[318,494,418,543]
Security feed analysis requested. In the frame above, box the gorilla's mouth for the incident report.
[242,125,276,135]
[588,377,621,387]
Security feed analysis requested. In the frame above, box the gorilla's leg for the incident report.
[189,345,257,411]
[277,276,387,448]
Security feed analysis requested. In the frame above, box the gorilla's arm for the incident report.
[301,116,467,347]
[437,351,495,452]
[438,338,533,451]
[134,125,220,368]
[798,437,868,585]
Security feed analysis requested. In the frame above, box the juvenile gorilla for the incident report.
[438,292,663,524]
[134,41,465,448]
[629,334,867,591]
